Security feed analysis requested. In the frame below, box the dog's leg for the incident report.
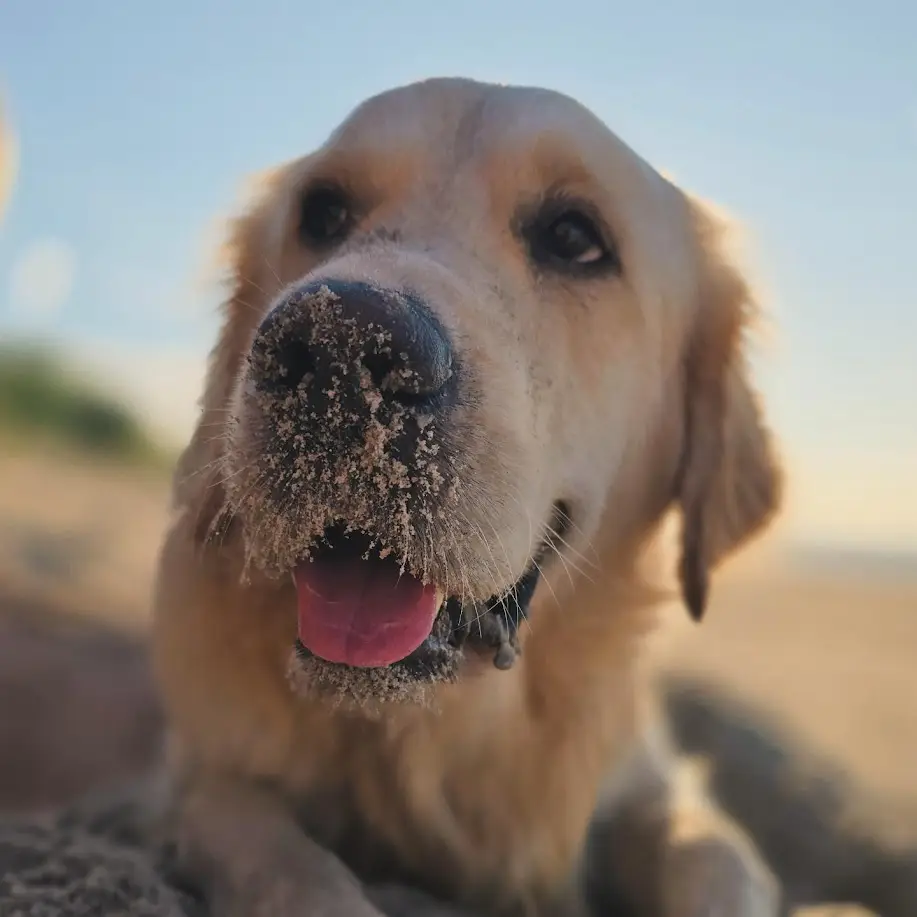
[172,776,386,917]
[365,884,483,917]
[585,725,780,917]
[652,788,781,917]
[172,777,482,917]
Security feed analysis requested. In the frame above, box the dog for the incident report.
[151,77,784,917]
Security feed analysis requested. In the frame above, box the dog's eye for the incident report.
[528,206,620,275]
[542,212,606,265]
[298,185,353,247]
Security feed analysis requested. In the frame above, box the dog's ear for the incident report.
[173,166,289,545]
[676,195,783,621]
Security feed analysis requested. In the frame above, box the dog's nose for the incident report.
[251,280,454,408]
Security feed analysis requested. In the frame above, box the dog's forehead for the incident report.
[324,78,662,189]
[305,78,695,305]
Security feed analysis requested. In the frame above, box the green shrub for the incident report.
[0,344,166,464]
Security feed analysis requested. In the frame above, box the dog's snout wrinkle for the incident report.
[252,279,455,410]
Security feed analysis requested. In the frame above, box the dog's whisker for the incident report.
[501,491,598,588]
[540,524,593,589]
[231,293,268,317]
[530,557,560,618]
[458,509,515,598]
[236,271,272,299]
[447,522,474,616]
[195,429,236,456]
[447,522,478,635]
[477,515,522,623]
[263,258,284,290]
[553,511,601,568]
[213,460,260,492]
[543,520,599,574]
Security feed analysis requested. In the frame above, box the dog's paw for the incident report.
[661,834,780,917]
[365,883,479,917]
[792,908,879,917]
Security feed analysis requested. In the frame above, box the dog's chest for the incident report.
[285,704,607,914]
[293,779,413,887]
[294,781,572,915]
[289,734,509,900]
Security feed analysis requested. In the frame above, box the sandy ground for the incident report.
[654,557,917,804]
[0,446,168,631]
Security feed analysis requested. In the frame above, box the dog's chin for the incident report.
[286,609,464,713]
[283,503,570,712]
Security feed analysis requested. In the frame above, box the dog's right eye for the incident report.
[298,185,353,248]
[522,198,621,277]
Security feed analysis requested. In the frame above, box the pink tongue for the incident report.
[293,556,440,668]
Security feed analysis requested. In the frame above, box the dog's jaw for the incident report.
[276,505,568,710]
[282,550,546,710]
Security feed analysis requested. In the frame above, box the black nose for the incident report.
[250,280,455,409]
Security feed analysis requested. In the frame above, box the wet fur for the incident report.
[152,78,783,917]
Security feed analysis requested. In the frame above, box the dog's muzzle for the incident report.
[242,279,466,669]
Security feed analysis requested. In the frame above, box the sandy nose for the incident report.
[249,279,455,410]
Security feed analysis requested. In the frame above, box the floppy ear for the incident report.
[172,167,289,545]
[676,196,783,621]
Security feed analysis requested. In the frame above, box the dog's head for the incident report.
[177,78,781,704]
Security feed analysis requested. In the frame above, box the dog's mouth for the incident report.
[293,531,445,670]
[291,502,569,680]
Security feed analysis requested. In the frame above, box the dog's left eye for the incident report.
[298,184,353,248]
[544,213,606,264]
[528,207,620,274]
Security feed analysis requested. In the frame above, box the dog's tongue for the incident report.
[293,556,440,668]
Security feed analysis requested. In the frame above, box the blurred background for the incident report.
[0,0,914,838]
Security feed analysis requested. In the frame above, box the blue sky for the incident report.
[1,0,914,552]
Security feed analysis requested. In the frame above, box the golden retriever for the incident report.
[152,77,783,917]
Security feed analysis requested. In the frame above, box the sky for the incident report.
[0,0,914,553]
